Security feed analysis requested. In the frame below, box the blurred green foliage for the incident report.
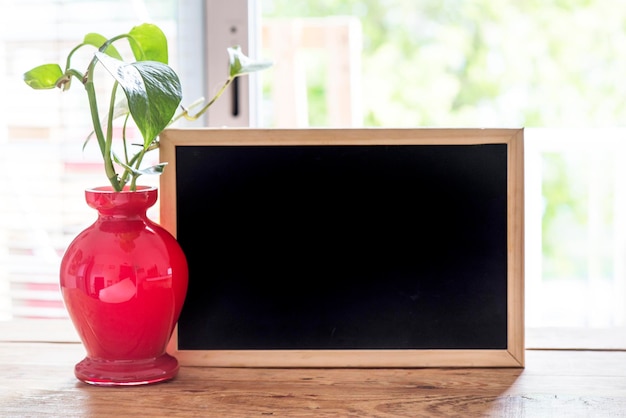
[263,0,626,128]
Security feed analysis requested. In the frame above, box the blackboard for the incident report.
[159,128,524,367]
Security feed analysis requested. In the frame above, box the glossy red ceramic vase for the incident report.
[59,186,188,386]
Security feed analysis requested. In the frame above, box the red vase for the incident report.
[59,186,188,386]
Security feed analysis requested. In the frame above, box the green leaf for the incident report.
[128,23,169,63]
[95,51,182,147]
[227,45,273,78]
[23,64,64,89]
[83,33,123,60]
[138,162,168,176]
[114,154,168,176]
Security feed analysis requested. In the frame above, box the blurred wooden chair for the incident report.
[262,17,363,127]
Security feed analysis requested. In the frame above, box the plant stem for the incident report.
[172,76,236,123]
[119,114,132,187]
[104,81,122,190]
[84,55,120,191]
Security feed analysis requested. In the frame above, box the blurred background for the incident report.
[1,0,625,346]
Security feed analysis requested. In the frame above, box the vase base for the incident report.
[74,353,180,386]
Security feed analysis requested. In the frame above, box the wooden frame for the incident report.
[159,128,524,368]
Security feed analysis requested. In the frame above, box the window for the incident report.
[3,0,625,349]
[0,0,253,339]
[1,1,181,323]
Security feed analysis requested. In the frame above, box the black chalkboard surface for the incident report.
[159,128,524,368]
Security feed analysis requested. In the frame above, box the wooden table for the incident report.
[2,341,626,417]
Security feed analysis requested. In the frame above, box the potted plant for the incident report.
[22,23,271,386]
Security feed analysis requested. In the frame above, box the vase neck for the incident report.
[84,186,158,216]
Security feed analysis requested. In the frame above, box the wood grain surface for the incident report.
[1,342,625,417]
